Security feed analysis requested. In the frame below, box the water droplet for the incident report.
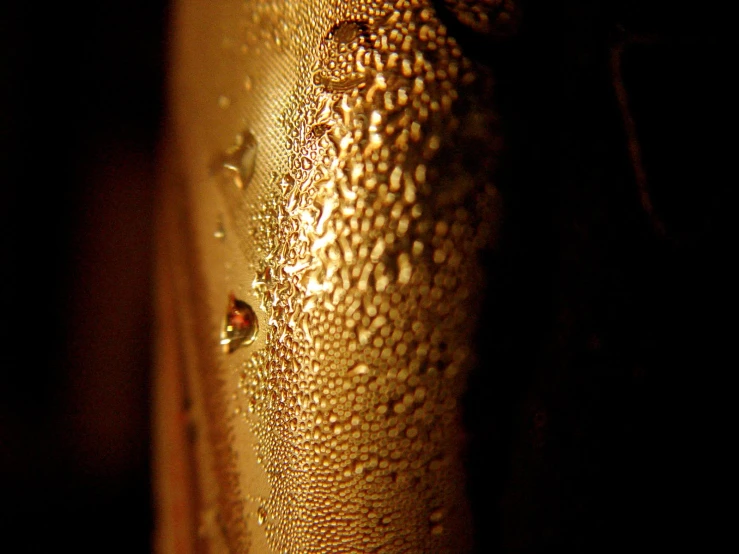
[214,218,225,240]
[221,293,258,353]
[429,509,444,523]
[218,95,231,109]
[315,20,371,92]
[257,505,267,525]
[348,363,369,376]
[221,130,257,190]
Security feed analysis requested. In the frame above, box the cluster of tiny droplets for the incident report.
[241,1,501,552]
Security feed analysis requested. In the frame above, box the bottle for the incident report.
[154,1,509,552]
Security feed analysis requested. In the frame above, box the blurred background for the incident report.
[1,2,167,551]
[0,1,734,553]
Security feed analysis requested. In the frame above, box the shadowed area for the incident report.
[1,2,167,551]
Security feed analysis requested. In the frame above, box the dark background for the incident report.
[459,1,734,552]
[1,2,167,551]
[1,1,733,553]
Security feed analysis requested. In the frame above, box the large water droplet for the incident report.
[331,20,364,45]
[221,293,258,353]
[221,130,257,190]
[314,20,371,92]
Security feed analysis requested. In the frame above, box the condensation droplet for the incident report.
[314,20,371,92]
[221,293,258,353]
[348,363,370,376]
[221,130,258,190]
[218,95,231,109]
[257,505,267,526]
[214,218,225,240]
[429,508,444,523]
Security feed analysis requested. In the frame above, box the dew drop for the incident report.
[332,20,363,45]
[257,505,267,526]
[315,20,371,92]
[221,293,258,353]
[214,219,225,240]
[348,363,370,376]
[221,130,258,190]
[429,508,444,523]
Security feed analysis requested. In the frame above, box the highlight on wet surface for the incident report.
[228,1,501,551]
[184,1,502,551]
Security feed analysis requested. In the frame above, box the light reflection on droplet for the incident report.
[221,293,258,353]
[220,130,257,190]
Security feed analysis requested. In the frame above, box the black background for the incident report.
[2,2,166,551]
[1,1,733,552]
[460,1,734,552]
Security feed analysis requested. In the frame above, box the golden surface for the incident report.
[158,1,503,552]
